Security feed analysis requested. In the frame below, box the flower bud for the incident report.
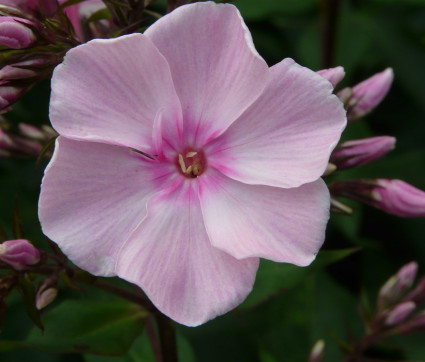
[36,277,58,310]
[0,85,27,111]
[317,66,345,88]
[338,68,394,120]
[308,339,325,362]
[330,136,396,170]
[399,310,425,334]
[405,275,425,305]
[0,239,40,270]
[329,179,425,217]
[18,123,45,140]
[384,301,416,326]
[378,262,418,309]
[0,17,36,49]
[0,60,40,85]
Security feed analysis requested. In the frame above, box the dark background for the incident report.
[1,0,425,360]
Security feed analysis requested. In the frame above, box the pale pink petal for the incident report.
[50,34,182,154]
[317,66,345,87]
[198,169,329,266]
[38,137,176,276]
[116,181,259,326]
[145,2,269,147]
[206,58,346,188]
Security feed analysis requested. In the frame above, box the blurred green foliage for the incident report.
[1,0,425,361]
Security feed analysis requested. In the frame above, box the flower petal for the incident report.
[38,137,175,276]
[50,34,182,153]
[116,181,259,326]
[198,169,330,266]
[207,58,346,188]
[145,2,269,147]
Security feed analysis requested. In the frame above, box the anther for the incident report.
[186,151,197,158]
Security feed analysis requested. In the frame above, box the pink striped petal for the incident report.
[38,137,175,276]
[198,169,329,266]
[50,34,182,154]
[145,2,269,147]
[207,58,346,188]
[116,181,259,326]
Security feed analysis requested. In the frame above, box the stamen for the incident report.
[186,151,197,158]
[186,165,193,174]
[178,154,186,173]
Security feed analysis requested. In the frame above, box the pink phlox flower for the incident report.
[39,2,346,326]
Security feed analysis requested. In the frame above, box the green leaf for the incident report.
[241,248,360,308]
[17,274,43,331]
[0,300,147,355]
[87,8,112,23]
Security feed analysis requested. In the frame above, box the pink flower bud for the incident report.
[405,275,425,305]
[317,66,345,88]
[338,68,394,120]
[18,123,45,140]
[0,59,42,85]
[378,262,418,309]
[36,287,57,310]
[399,310,425,334]
[308,339,325,362]
[0,17,36,49]
[330,136,396,170]
[0,239,40,270]
[385,301,416,326]
[0,84,30,110]
[329,179,425,217]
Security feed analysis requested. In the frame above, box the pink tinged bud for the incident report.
[18,123,45,140]
[330,179,425,217]
[0,60,41,85]
[405,275,425,305]
[36,286,57,310]
[399,310,425,334]
[339,68,394,120]
[330,136,396,170]
[0,17,36,49]
[317,66,345,88]
[0,239,40,270]
[385,301,416,326]
[0,86,27,110]
[308,340,325,362]
[378,262,418,309]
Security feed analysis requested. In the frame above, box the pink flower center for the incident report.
[176,149,206,178]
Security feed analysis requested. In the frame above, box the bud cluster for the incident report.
[319,67,425,218]
[341,262,425,360]
[0,118,56,158]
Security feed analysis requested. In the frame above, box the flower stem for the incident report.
[155,312,178,362]
[319,0,341,69]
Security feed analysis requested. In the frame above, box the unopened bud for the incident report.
[330,136,396,170]
[0,17,36,49]
[378,262,418,309]
[0,239,40,270]
[329,179,425,217]
[399,310,425,334]
[18,123,45,140]
[36,281,57,310]
[385,301,416,326]
[308,339,325,362]
[317,66,345,88]
[405,275,425,305]
[338,68,394,121]
[0,85,27,111]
